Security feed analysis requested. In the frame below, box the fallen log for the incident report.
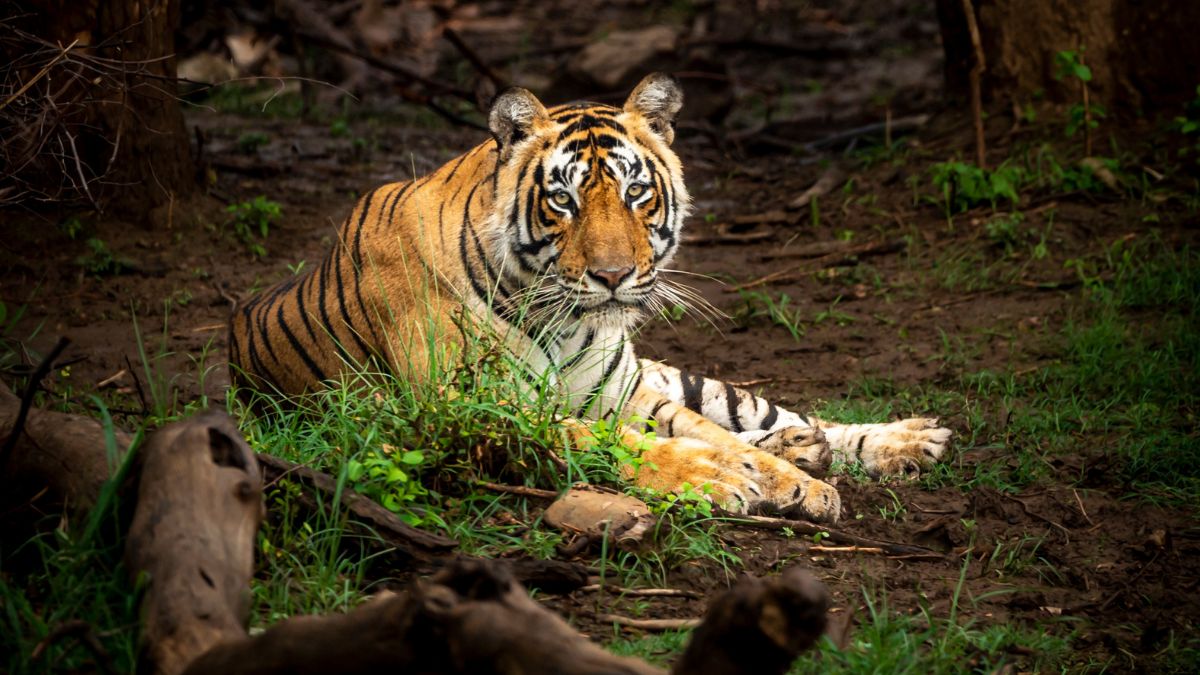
[127,410,264,675]
[0,379,134,511]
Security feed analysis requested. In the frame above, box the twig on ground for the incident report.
[578,584,702,598]
[803,114,929,152]
[0,336,69,472]
[726,239,906,292]
[788,167,846,209]
[809,545,886,555]
[721,511,944,559]
[685,225,776,245]
[1072,488,1094,526]
[593,614,702,631]
[475,481,558,499]
[960,0,987,168]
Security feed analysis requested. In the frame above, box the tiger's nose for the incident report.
[589,266,634,290]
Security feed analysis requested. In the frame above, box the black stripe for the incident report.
[681,370,704,414]
[578,345,628,417]
[332,231,374,362]
[724,383,744,433]
[277,299,328,383]
[760,402,779,430]
[293,267,322,349]
[315,245,352,365]
[649,399,670,419]
[560,327,595,371]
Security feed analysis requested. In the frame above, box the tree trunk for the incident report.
[938,0,1200,115]
[2,0,194,218]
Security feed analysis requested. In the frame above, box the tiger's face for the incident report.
[487,74,691,329]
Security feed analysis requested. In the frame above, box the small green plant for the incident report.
[226,196,282,258]
[59,216,84,239]
[1173,84,1200,168]
[984,211,1024,251]
[736,290,806,341]
[75,237,133,276]
[330,117,351,138]
[813,296,855,326]
[929,160,1024,214]
[1054,49,1105,154]
[236,131,270,154]
[876,488,907,522]
[346,445,430,520]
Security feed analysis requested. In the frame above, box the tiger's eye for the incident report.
[627,184,646,199]
[551,191,572,207]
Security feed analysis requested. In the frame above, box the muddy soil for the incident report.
[3,1,1198,672]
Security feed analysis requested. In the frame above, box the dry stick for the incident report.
[726,239,906,292]
[1072,488,1094,526]
[578,585,702,599]
[720,511,943,559]
[594,614,702,631]
[0,336,69,472]
[788,167,846,209]
[0,38,78,112]
[961,0,987,169]
[809,545,886,555]
[475,480,558,500]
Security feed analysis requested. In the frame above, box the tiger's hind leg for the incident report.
[638,360,832,473]
[637,360,952,478]
[812,417,953,478]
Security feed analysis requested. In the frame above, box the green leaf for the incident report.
[400,450,425,465]
[1074,64,1092,82]
[387,466,409,483]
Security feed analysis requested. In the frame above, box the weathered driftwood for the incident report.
[184,559,662,675]
[126,410,265,675]
[0,379,134,511]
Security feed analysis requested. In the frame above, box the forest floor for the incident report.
[3,2,1199,673]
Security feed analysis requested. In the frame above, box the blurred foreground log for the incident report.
[127,411,263,675]
[2,393,830,674]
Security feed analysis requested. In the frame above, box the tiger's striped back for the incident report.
[229,74,690,408]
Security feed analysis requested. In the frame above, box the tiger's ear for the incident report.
[623,73,683,145]
[489,87,549,161]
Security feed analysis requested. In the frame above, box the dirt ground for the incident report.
[3,1,1199,672]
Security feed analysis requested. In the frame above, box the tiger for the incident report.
[228,73,952,524]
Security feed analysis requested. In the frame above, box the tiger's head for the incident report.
[486,73,693,330]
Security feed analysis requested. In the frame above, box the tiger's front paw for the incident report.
[858,418,953,478]
[633,439,842,523]
[739,425,832,475]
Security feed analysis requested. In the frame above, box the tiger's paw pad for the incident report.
[860,418,953,478]
[742,426,832,475]
[771,475,841,524]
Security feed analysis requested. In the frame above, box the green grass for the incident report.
[824,233,1199,505]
